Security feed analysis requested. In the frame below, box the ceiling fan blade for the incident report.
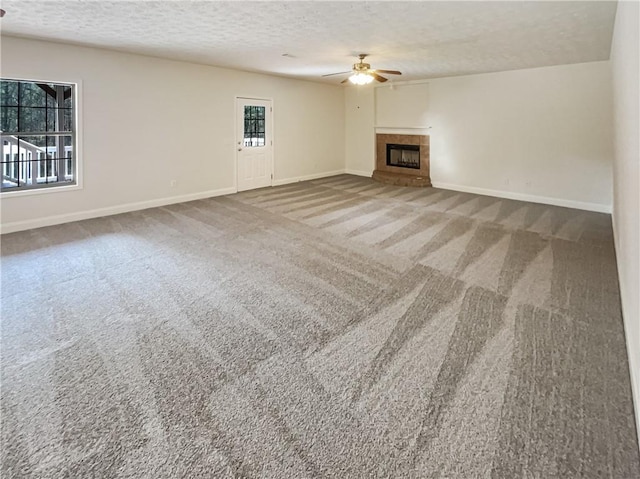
[371,72,388,83]
[375,69,402,75]
[341,78,350,84]
[322,71,352,77]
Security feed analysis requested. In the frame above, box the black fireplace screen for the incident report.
[386,143,420,169]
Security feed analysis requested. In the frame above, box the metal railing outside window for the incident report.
[1,78,76,192]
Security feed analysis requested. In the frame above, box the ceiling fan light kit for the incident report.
[349,72,374,85]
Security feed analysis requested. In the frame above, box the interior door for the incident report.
[237,98,273,191]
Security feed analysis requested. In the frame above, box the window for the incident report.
[1,78,76,192]
[243,105,266,147]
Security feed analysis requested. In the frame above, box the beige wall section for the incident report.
[0,36,345,231]
[375,82,429,128]
[426,61,613,211]
[610,0,640,441]
[344,85,375,176]
[345,61,614,211]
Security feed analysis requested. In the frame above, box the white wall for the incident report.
[375,83,430,128]
[610,0,640,440]
[428,62,613,211]
[345,85,375,176]
[345,61,614,212]
[0,36,345,232]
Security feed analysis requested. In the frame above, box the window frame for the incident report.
[0,76,82,197]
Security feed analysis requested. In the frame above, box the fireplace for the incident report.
[387,144,420,169]
[372,133,431,187]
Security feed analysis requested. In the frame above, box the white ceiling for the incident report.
[0,1,617,84]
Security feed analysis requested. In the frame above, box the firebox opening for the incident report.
[386,144,420,169]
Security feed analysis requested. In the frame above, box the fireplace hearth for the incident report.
[373,134,431,187]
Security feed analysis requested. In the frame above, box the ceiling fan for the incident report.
[322,54,402,85]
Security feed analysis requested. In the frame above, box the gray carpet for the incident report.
[1,174,639,478]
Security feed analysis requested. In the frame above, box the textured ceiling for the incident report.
[0,1,617,84]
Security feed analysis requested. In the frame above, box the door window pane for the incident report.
[243,105,266,147]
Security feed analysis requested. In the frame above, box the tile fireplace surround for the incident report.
[372,133,432,187]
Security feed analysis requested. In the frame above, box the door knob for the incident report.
[238,148,242,151]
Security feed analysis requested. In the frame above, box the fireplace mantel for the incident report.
[372,133,431,187]
[375,127,431,136]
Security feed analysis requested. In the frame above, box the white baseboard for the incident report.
[272,169,346,186]
[0,187,237,234]
[1,170,350,233]
[4,176,611,234]
[344,169,372,177]
[431,182,612,213]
